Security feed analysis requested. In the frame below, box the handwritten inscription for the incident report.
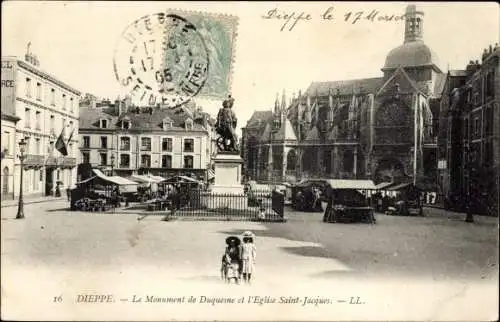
[262,7,406,31]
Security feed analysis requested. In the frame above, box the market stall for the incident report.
[71,170,138,211]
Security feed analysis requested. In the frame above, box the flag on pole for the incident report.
[55,128,68,156]
[66,127,75,145]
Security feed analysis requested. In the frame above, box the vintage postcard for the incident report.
[1,1,498,321]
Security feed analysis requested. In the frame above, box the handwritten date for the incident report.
[262,7,406,31]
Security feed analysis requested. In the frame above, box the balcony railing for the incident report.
[62,157,76,167]
[24,154,45,166]
[45,156,77,167]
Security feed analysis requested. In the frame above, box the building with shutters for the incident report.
[242,5,443,186]
[78,98,217,181]
[1,46,81,200]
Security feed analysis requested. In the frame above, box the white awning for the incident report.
[325,179,377,190]
[92,169,138,186]
[375,182,395,190]
[207,169,215,180]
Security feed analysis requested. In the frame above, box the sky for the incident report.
[2,1,498,134]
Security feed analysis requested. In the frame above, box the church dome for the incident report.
[384,40,440,71]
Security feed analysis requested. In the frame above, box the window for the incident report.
[485,71,495,98]
[161,155,172,168]
[82,152,90,164]
[68,143,73,157]
[185,118,193,130]
[2,131,11,155]
[57,170,60,180]
[100,119,108,128]
[36,82,42,100]
[83,136,90,148]
[25,78,32,97]
[120,154,130,167]
[463,118,469,142]
[122,120,131,129]
[35,138,41,155]
[100,136,108,149]
[183,155,194,169]
[162,138,172,152]
[163,119,172,130]
[120,137,130,151]
[48,142,54,154]
[473,116,481,138]
[485,107,494,136]
[70,97,74,113]
[24,108,31,128]
[35,111,41,130]
[141,137,151,151]
[62,119,67,136]
[50,88,55,106]
[39,170,43,181]
[50,115,55,134]
[62,94,67,110]
[184,138,194,152]
[100,153,108,166]
[141,154,151,167]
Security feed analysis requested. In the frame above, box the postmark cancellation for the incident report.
[113,10,238,107]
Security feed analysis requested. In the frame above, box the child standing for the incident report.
[240,231,257,284]
[221,236,241,284]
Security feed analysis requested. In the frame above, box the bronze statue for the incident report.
[215,95,239,152]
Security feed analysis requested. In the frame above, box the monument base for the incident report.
[211,152,244,194]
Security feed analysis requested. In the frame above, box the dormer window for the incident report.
[100,119,108,128]
[162,117,173,131]
[122,119,131,130]
[185,118,193,131]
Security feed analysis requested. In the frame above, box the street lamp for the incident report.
[16,138,28,219]
[110,154,115,176]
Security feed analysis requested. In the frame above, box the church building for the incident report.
[242,5,443,185]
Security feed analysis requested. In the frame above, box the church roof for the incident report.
[246,110,273,129]
[305,78,383,96]
[383,40,441,72]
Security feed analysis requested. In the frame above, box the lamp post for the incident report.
[110,154,115,176]
[16,138,27,219]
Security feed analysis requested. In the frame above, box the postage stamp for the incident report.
[113,10,238,107]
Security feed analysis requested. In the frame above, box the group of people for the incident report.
[221,231,257,285]
[295,186,324,212]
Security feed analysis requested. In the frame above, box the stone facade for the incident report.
[1,50,81,199]
[242,5,442,186]
[78,98,217,181]
[438,45,499,215]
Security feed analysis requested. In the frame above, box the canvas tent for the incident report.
[91,169,138,193]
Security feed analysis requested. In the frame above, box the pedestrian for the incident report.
[221,236,241,284]
[240,231,257,285]
[66,187,71,201]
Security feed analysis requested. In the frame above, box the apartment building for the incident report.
[1,48,81,199]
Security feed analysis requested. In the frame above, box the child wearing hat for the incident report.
[221,236,241,284]
[240,231,257,284]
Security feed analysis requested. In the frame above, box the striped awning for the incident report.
[207,169,215,180]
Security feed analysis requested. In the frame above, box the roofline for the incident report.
[381,63,442,74]
[14,59,82,96]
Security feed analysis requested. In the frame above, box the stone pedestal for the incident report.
[211,152,244,194]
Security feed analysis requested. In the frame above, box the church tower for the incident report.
[404,4,424,44]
